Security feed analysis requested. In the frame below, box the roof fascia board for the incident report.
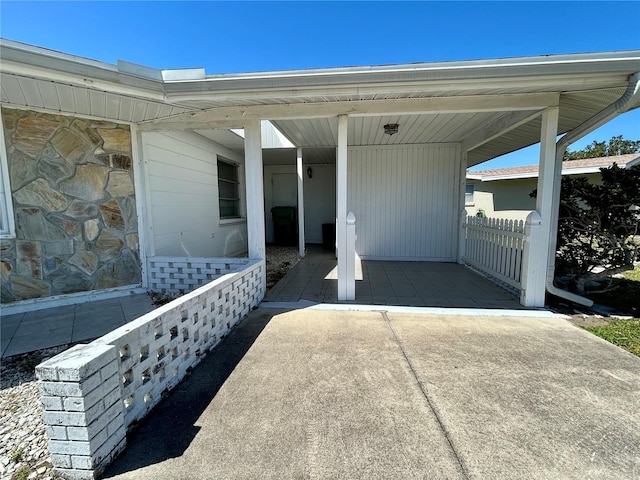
[142,93,561,130]
[168,51,640,82]
[477,172,539,181]
[162,58,640,96]
[163,75,629,106]
[626,156,640,168]
[0,38,118,71]
[0,48,165,98]
[2,39,637,110]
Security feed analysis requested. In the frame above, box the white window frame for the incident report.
[0,114,15,238]
[465,183,475,206]
[217,157,241,220]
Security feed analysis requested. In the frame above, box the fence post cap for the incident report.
[347,212,356,225]
[525,210,542,226]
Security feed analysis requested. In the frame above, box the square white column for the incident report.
[336,115,349,300]
[244,121,266,261]
[521,106,559,307]
[296,147,305,258]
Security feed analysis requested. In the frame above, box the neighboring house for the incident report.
[1,39,639,312]
[465,154,640,220]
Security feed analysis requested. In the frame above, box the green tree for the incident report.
[539,164,640,294]
[563,135,640,161]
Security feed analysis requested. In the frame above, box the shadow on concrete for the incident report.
[102,308,278,478]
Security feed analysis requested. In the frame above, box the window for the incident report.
[0,122,14,238]
[465,184,475,206]
[217,158,240,218]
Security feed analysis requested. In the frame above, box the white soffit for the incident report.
[0,72,193,123]
[193,129,245,153]
[272,111,507,147]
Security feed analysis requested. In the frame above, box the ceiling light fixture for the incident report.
[384,123,399,135]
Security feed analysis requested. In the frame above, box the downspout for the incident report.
[546,72,640,306]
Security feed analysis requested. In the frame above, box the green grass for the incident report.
[584,319,640,357]
[12,466,30,480]
[586,265,640,316]
[10,449,23,463]
[624,265,640,282]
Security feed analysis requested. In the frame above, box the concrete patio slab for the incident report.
[265,246,524,309]
[103,308,640,480]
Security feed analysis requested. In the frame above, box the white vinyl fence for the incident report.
[463,216,526,290]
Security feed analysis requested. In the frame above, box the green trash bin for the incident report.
[271,206,297,246]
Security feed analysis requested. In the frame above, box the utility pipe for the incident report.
[546,72,640,306]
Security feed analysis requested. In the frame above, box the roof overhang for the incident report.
[2,38,639,166]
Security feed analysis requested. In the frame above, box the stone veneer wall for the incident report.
[1,108,141,303]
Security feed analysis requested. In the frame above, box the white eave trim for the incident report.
[3,38,639,101]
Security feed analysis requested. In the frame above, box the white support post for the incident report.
[130,126,149,288]
[457,150,468,264]
[296,147,305,258]
[520,211,545,306]
[244,121,266,265]
[336,114,349,301]
[345,212,356,301]
[458,208,467,264]
[521,106,559,307]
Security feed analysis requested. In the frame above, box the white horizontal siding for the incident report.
[143,131,247,258]
[348,144,459,260]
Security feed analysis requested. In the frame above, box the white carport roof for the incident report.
[1,39,639,167]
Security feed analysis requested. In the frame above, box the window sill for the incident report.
[219,217,247,226]
[0,232,16,240]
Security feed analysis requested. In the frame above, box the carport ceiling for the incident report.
[272,112,507,148]
[193,84,630,167]
[270,86,630,167]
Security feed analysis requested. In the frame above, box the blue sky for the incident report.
[1,1,639,168]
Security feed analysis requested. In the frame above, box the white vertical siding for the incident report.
[143,131,247,258]
[348,144,459,260]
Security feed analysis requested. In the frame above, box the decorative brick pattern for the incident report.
[36,259,265,479]
[147,256,251,293]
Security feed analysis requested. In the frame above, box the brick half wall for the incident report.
[36,259,265,479]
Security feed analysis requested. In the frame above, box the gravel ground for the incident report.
[0,247,299,480]
[0,346,70,480]
[265,246,300,290]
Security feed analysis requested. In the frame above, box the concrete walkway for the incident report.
[103,308,640,480]
[1,294,155,357]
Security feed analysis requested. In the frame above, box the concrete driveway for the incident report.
[103,308,640,480]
